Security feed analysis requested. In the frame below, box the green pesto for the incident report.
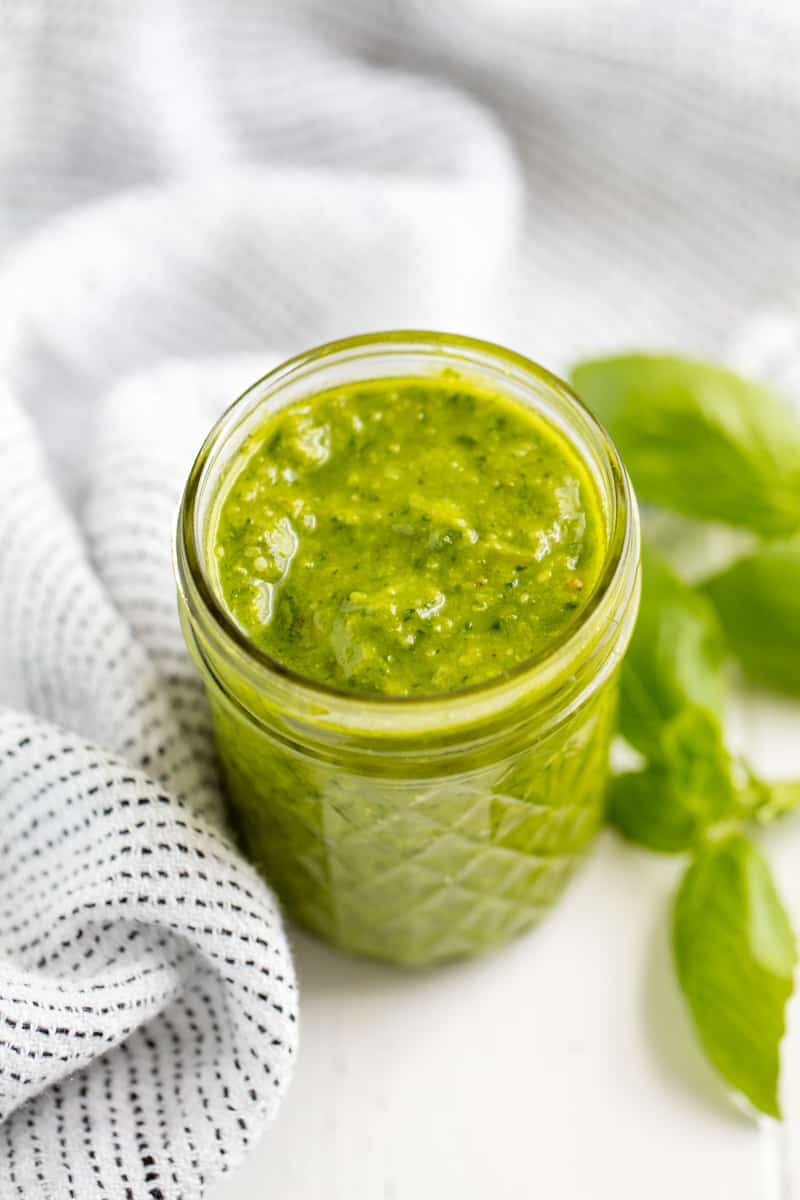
[212,376,606,696]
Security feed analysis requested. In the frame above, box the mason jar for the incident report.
[174,332,640,967]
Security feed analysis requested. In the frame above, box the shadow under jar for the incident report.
[175,332,640,967]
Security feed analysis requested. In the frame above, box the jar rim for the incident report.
[175,330,640,734]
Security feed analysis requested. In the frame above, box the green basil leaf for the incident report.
[608,707,737,852]
[673,834,797,1118]
[703,537,800,695]
[660,705,735,801]
[608,771,700,853]
[571,355,800,536]
[618,544,727,758]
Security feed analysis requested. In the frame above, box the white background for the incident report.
[212,688,800,1200]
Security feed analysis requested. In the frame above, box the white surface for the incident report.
[212,688,800,1200]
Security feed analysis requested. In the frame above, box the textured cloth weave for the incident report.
[0,367,298,1198]
[1,2,799,1197]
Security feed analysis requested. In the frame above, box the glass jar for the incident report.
[175,332,640,967]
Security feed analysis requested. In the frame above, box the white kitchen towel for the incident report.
[0,371,298,1200]
[1,2,799,1198]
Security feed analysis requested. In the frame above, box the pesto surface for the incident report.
[212,376,606,696]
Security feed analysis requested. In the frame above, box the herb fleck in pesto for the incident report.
[212,376,606,695]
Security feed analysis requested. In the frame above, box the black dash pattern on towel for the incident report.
[0,385,297,1198]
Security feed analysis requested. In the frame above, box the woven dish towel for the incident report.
[0,359,298,1199]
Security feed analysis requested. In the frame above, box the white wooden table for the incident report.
[212,687,800,1200]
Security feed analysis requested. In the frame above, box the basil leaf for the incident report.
[618,544,727,758]
[703,537,800,695]
[572,355,800,536]
[673,834,796,1118]
[608,707,737,852]
[609,772,700,853]
[660,706,736,802]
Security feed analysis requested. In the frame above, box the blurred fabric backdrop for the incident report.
[2,0,800,498]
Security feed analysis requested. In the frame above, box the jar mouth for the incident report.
[175,330,639,732]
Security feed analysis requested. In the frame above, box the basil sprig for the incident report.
[613,545,798,1117]
[572,355,800,1119]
